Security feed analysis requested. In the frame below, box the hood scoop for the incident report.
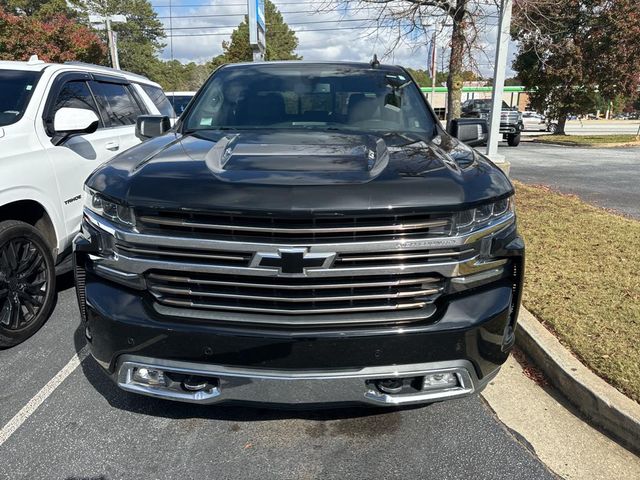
[204,132,389,185]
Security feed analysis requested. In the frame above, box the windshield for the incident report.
[183,64,435,136]
[170,95,194,116]
[464,100,511,111]
[0,70,41,127]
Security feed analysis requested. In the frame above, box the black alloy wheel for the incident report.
[0,220,56,347]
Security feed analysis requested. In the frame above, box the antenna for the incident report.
[370,54,380,68]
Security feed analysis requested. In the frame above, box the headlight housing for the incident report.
[454,196,514,235]
[84,187,135,227]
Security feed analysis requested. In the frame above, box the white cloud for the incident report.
[156,1,516,77]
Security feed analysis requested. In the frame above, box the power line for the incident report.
[151,1,333,7]
[164,25,401,38]
[161,18,389,30]
[155,8,371,19]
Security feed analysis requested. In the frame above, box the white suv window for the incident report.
[0,70,41,127]
[53,81,103,127]
[89,81,144,128]
[140,84,175,118]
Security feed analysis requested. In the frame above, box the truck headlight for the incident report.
[84,187,135,227]
[454,197,514,235]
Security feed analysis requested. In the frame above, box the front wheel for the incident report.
[547,123,558,134]
[507,133,521,147]
[0,220,56,348]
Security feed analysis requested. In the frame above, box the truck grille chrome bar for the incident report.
[116,243,471,270]
[146,271,444,318]
[138,216,449,234]
[135,210,452,243]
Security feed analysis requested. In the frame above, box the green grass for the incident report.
[534,134,640,146]
[515,182,640,403]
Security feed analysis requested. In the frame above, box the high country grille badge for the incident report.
[251,248,336,275]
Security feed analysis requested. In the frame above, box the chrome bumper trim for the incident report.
[116,356,496,406]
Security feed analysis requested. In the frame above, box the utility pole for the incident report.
[105,19,120,70]
[485,0,513,163]
[430,31,437,104]
[89,14,127,70]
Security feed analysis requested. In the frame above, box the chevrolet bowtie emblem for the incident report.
[251,248,336,275]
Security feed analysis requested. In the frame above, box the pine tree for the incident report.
[220,0,301,63]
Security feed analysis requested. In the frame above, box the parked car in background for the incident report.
[166,91,196,116]
[522,111,547,131]
[461,99,524,146]
[522,111,559,133]
[75,61,523,408]
[0,57,174,347]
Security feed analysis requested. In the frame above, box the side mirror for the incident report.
[136,115,171,140]
[52,107,99,145]
[449,118,488,147]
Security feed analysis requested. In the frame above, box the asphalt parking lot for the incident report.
[501,142,640,218]
[0,274,556,480]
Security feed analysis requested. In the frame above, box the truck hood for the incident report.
[87,129,513,213]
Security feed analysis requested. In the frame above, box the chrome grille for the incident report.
[335,248,475,267]
[116,243,251,267]
[115,242,473,270]
[135,210,452,243]
[501,111,520,123]
[147,271,444,318]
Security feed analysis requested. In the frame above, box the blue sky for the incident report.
[152,0,517,78]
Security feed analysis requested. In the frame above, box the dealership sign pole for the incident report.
[248,0,266,61]
[486,0,512,160]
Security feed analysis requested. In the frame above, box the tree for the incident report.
[513,0,640,134]
[85,0,165,75]
[0,6,106,63]
[0,0,83,17]
[406,68,476,87]
[148,60,214,91]
[220,0,301,62]
[328,1,493,126]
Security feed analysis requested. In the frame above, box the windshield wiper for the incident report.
[382,131,429,147]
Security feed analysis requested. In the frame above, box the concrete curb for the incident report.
[516,307,640,453]
[529,139,640,148]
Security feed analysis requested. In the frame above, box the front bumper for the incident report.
[116,356,498,406]
[75,211,524,407]
[78,270,520,406]
[499,123,523,135]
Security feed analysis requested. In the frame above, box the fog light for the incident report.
[182,376,216,392]
[132,367,166,387]
[376,378,404,394]
[422,372,458,390]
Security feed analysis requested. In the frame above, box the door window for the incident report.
[140,84,176,117]
[89,81,143,127]
[53,81,101,126]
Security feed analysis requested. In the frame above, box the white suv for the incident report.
[0,57,174,347]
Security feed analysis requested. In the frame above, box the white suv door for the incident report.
[35,73,146,246]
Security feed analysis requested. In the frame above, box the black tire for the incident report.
[507,133,521,147]
[547,123,558,134]
[0,220,56,348]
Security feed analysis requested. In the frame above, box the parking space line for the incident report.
[0,345,90,447]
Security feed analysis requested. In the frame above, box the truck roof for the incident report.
[219,60,407,72]
[0,59,161,88]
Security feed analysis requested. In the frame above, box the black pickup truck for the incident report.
[74,62,524,407]
[461,99,524,147]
